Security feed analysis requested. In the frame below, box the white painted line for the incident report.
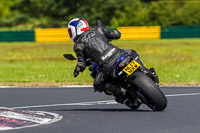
[12,100,117,109]
[11,92,200,109]
[0,85,93,89]
[161,85,200,87]
[166,93,200,97]
[59,85,93,88]
[0,86,16,88]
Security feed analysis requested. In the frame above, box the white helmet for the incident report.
[68,18,89,42]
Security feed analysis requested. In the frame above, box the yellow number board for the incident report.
[123,60,140,75]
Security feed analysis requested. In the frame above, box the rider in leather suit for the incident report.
[68,18,127,102]
[68,18,158,105]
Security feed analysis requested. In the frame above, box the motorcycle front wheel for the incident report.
[128,72,167,111]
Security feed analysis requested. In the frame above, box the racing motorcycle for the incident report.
[63,21,167,111]
[64,53,167,111]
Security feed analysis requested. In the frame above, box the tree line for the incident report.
[0,0,200,30]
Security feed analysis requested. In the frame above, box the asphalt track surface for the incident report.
[1,86,200,133]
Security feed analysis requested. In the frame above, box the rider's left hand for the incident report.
[74,69,79,78]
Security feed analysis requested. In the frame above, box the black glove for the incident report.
[73,65,85,78]
[74,69,79,78]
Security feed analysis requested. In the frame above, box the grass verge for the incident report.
[0,39,199,86]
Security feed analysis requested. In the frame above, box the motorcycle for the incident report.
[63,53,167,111]
[63,20,167,111]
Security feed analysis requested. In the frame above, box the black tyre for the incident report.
[128,72,167,111]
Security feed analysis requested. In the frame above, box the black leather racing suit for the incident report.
[73,27,122,77]
[73,27,125,98]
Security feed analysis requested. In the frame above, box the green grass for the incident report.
[0,41,93,85]
[0,39,200,86]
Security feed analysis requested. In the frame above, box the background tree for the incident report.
[0,0,200,30]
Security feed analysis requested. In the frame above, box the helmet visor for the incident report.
[68,28,72,38]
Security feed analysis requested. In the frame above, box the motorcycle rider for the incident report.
[67,18,158,108]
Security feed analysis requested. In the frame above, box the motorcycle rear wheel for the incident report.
[128,72,167,111]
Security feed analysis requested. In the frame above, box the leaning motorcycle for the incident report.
[63,53,167,111]
[63,20,167,111]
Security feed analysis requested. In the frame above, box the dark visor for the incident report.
[68,28,72,38]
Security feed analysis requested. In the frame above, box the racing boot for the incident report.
[124,98,142,110]
[94,82,127,103]
[103,83,127,103]
[114,88,127,104]
[93,82,126,99]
